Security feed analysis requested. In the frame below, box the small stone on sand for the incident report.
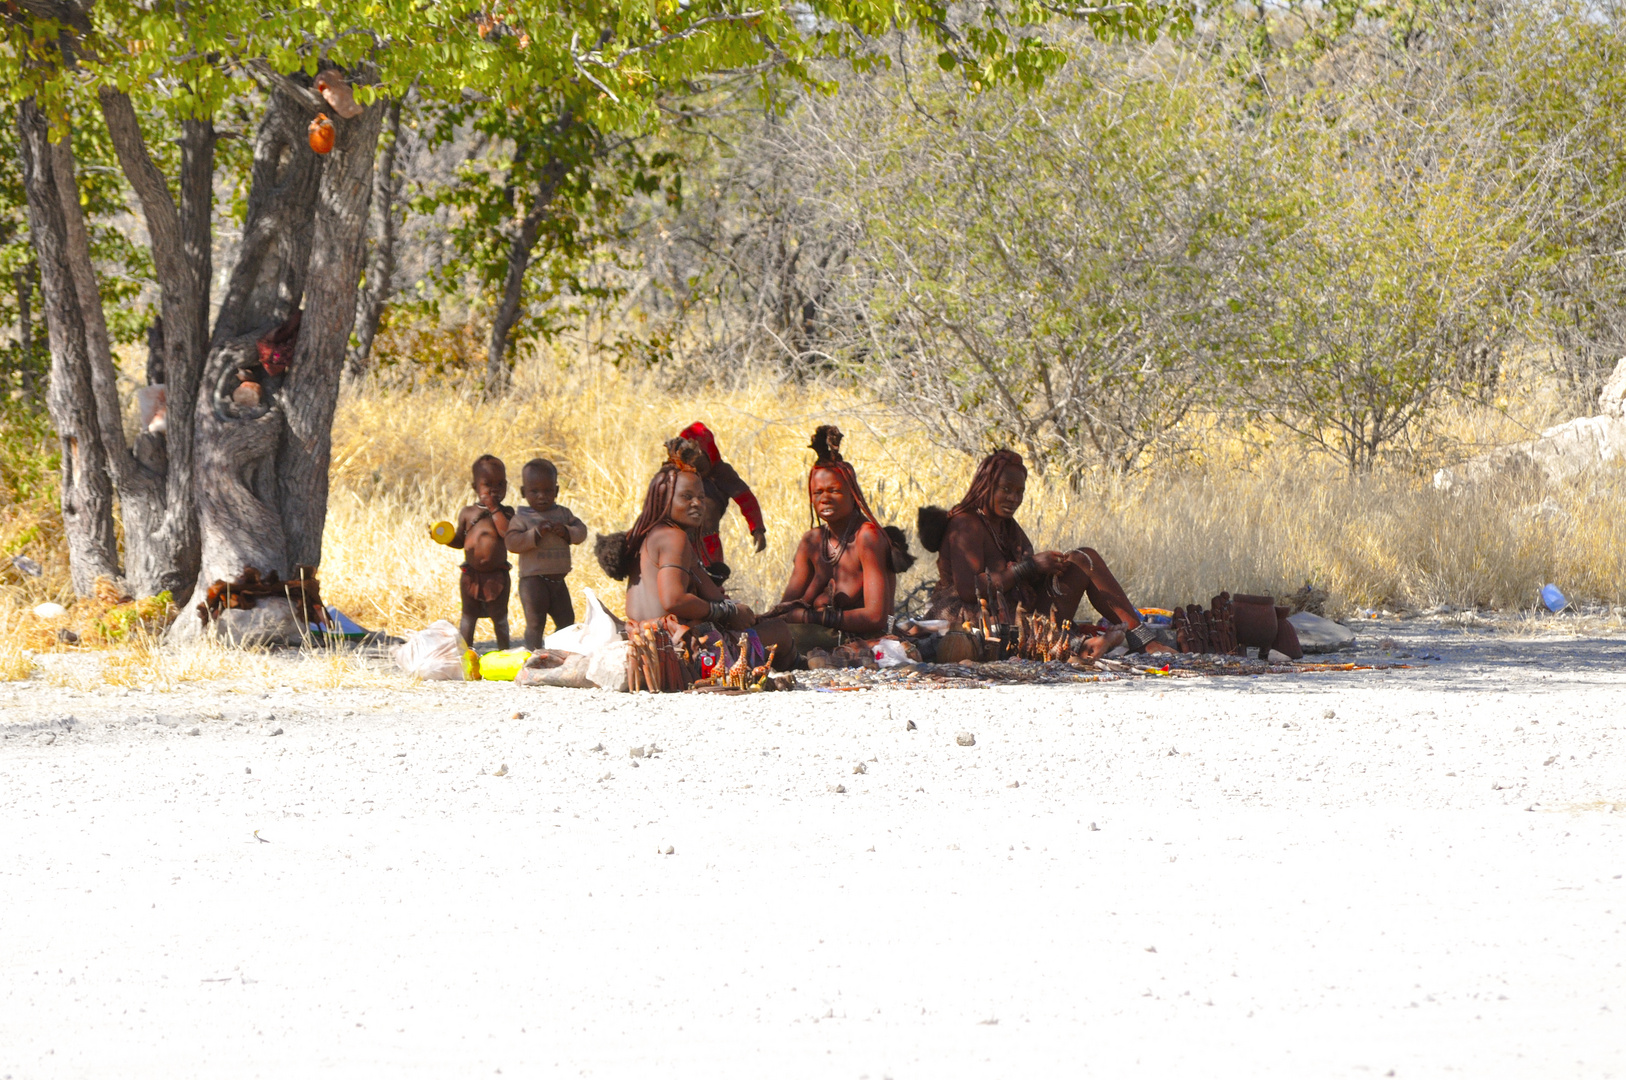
[956,732,975,747]
[1007,780,1020,788]
[852,763,867,774]
[1322,708,1336,719]
[493,763,508,776]
[269,727,283,737]
[662,846,674,855]
[630,746,645,758]
[906,719,917,731]
[828,783,846,794]
[187,727,201,736]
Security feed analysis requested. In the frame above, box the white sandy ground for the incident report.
[2,618,1624,1079]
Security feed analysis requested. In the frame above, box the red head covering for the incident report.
[678,422,721,465]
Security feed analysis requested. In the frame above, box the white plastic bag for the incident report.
[585,642,629,691]
[393,619,465,680]
[872,638,911,667]
[543,588,620,653]
[514,652,593,687]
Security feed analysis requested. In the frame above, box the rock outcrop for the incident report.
[1434,357,1626,490]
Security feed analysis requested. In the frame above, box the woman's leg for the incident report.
[1054,547,1174,653]
[753,617,798,670]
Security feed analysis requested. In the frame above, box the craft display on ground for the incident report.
[387,432,1404,693]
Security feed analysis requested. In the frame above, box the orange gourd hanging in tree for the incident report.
[308,113,334,155]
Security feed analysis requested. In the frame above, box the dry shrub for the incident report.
[4,352,1619,684]
[0,611,37,681]
[325,357,1626,636]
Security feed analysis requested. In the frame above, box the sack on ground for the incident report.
[585,642,628,691]
[514,651,592,688]
[543,588,620,654]
[394,620,466,680]
[1286,611,1356,654]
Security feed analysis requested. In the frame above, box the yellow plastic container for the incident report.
[462,647,482,681]
[478,648,531,682]
[430,520,456,545]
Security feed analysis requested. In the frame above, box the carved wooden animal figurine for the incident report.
[748,644,779,687]
[725,633,752,689]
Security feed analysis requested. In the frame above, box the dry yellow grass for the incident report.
[322,358,1626,637]
[0,610,37,681]
[4,352,1623,677]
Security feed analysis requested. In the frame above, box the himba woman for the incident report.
[766,426,914,656]
[919,449,1172,659]
[596,438,795,669]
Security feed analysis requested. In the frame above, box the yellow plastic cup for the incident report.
[430,520,456,545]
[462,647,482,681]
[479,648,531,682]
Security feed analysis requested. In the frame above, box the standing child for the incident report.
[505,457,588,649]
[444,454,514,649]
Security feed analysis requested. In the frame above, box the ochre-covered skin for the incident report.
[622,468,795,670]
[445,456,513,649]
[770,465,896,639]
[929,452,1172,658]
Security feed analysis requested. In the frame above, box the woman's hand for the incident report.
[1032,550,1067,575]
[727,603,758,630]
[769,605,808,624]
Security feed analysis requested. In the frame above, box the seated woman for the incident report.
[596,439,794,670]
[766,426,914,655]
[919,449,1172,659]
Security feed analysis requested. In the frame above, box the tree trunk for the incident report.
[15,98,121,593]
[14,267,35,404]
[485,152,568,394]
[192,85,380,585]
[278,97,384,572]
[346,96,403,380]
[99,89,215,597]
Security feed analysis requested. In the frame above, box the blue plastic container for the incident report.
[1539,584,1569,614]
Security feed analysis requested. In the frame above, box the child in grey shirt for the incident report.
[505,458,588,649]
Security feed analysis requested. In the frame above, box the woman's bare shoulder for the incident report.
[643,524,691,559]
[855,521,891,551]
[942,512,985,540]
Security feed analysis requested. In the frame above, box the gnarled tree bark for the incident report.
[99,88,216,596]
[192,84,381,586]
[346,95,403,380]
[15,98,121,593]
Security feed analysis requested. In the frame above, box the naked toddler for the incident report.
[443,454,514,649]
